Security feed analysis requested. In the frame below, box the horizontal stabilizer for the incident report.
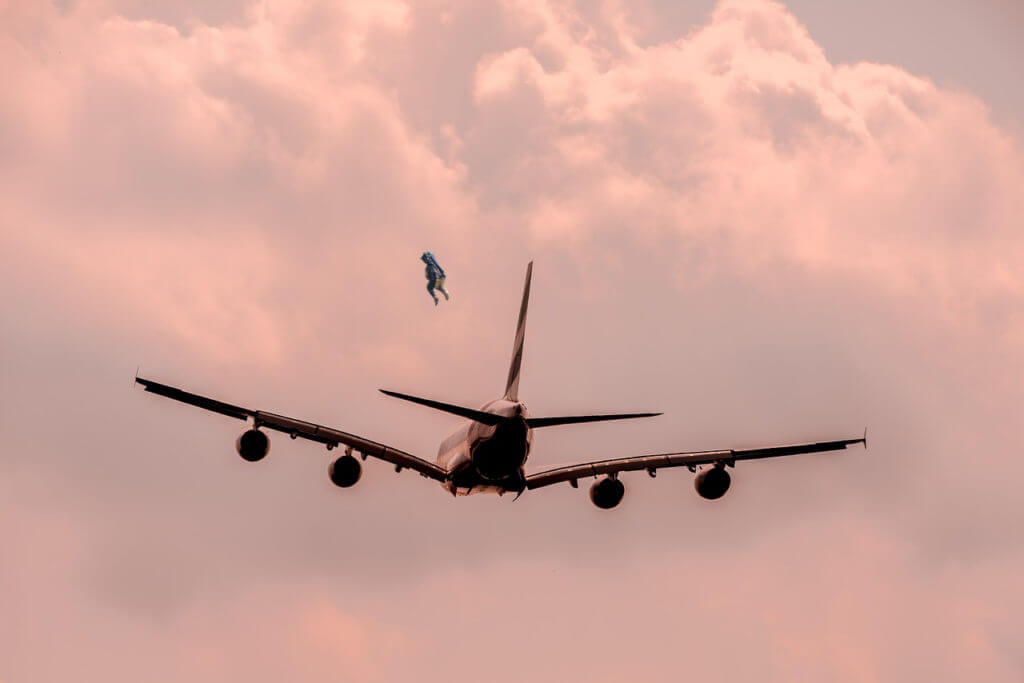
[526,413,661,428]
[379,390,504,426]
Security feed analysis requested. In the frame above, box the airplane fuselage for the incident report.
[437,399,533,495]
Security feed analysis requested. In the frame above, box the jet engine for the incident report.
[328,454,362,488]
[694,465,731,500]
[589,476,625,509]
[236,429,270,462]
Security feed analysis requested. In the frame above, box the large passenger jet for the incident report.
[136,262,864,508]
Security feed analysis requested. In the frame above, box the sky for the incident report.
[1,0,1023,681]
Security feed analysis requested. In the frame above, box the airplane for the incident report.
[135,262,865,509]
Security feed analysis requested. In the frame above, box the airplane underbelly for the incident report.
[471,418,530,481]
[445,464,525,496]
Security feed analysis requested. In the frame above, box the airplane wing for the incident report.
[524,436,865,489]
[135,377,447,482]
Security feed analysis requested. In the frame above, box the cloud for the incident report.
[467,0,1023,329]
[2,0,1023,680]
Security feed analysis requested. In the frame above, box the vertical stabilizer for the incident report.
[504,262,533,401]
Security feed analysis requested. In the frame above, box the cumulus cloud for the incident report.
[468,0,1023,322]
[2,0,1023,680]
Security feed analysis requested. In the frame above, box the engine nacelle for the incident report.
[236,429,270,462]
[329,454,362,488]
[695,465,731,500]
[589,476,625,509]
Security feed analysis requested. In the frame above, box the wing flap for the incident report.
[525,437,865,490]
[254,410,446,479]
[136,377,447,482]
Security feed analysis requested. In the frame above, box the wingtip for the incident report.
[863,427,868,449]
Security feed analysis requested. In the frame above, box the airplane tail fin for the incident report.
[504,262,533,401]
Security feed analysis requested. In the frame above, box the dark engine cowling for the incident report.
[328,454,362,488]
[695,465,731,500]
[472,418,529,481]
[589,476,625,509]
[236,429,270,462]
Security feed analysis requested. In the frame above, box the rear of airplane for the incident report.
[381,262,659,429]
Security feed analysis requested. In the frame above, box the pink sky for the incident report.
[2,0,1023,680]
